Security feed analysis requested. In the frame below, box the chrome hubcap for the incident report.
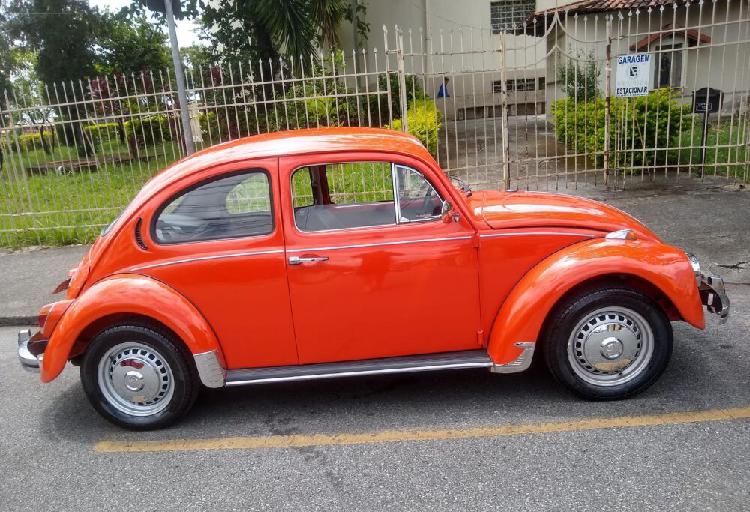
[97,342,174,417]
[567,306,654,386]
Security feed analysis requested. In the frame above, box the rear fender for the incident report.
[487,238,704,365]
[41,273,224,383]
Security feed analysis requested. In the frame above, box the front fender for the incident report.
[487,238,704,365]
[41,273,223,383]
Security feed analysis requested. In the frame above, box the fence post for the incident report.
[500,33,511,190]
[396,27,409,132]
[603,15,612,186]
[383,26,394,126]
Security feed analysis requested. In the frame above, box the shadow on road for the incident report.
[36,321,742,445]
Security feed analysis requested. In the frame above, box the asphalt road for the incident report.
[1,283,749,511]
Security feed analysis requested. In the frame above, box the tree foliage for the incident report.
[200,0,366,71]
[7,0,101,85]
[557,52,600,101]
[95,11,171,76]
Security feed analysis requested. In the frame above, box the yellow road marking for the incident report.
[94,405,750,454]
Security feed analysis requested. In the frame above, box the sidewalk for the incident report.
[0,186,747,325]
[0,245,89,325]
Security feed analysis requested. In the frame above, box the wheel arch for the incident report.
[69,313,191,364]
[536,273,679,355]
[41,274,225,383]
[486,238,704,366]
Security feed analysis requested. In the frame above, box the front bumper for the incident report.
[698,273,730,322]
[17,329,47,371]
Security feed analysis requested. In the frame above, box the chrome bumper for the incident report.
[17,329,42,371]
[698,273,730,322]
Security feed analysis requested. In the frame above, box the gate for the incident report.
[1,0,749,246]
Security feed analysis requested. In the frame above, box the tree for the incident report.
[96,11,171,76]
[7,0,102,156]
[200,0,363,73]
[180,44,213,69]
[8,0,101,85]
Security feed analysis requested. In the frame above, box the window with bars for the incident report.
[490,0,535,34]
[492,78,539,93]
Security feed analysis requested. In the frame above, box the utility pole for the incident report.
[164,0,194,155]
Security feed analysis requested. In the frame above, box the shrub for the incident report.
[388,98,442,155]
[16,130,54,152]
[368,74,428,123]
[283,79,361,129]
[124,115,172,147]
[197,108,280,144]
[552,88,692,168]
[557,53,601,101]
[83,122,122,146]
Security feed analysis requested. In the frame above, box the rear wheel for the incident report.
[81,325,199,430]
[543,287,672,400]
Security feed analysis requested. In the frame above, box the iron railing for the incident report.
[1,0,748,246]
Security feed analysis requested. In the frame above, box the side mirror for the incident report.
[441,201,459,223]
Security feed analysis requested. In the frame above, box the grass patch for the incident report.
[1,140,182,248]
[673,119,749,178]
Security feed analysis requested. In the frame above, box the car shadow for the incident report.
[38,325,739,443]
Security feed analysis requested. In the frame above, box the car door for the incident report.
[141,158,298,369]
[281,153,482,364]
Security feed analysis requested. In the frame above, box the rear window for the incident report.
[153,170,273,244]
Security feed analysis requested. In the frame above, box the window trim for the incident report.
[289,161,446,234]
[392,163,445,225]
[150,168,275,246]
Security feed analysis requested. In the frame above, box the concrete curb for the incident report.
[0,316,36,327]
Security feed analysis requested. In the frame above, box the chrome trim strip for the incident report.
[605,229,634,240]
[287,235,473,253]
[225,361,492,386]
[392,162,403,223]
[479,231,594,239]
[193,350,226,388]
[490,342,536,374]
[130,249,285,271]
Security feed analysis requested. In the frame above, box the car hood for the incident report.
[466,189,659,241]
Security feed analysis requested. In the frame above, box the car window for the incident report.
[394,164,444,222]
[153,170,273,244]
[291,162,443,232]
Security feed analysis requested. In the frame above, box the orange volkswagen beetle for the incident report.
[18,128,729,429]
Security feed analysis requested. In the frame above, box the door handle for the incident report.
[288,255,329,265]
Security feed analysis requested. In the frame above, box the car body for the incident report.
[18,127,729,429]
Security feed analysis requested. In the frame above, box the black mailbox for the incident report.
[693,87,723,113]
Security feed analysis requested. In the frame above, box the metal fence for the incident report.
[1,0,749,246]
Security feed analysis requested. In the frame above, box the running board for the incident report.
[225,350,493,387]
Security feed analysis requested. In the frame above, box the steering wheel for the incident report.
[420,185,439,216]
[157,214,214,242]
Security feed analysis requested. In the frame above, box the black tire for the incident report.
[80,325,199,430]
[543,287,673,400]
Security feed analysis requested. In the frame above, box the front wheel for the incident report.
[80,325,199,430]
[543,287,673,400]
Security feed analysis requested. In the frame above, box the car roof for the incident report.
[106,128,432,244]
[145,127,430,196]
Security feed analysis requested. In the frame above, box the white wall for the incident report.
[337,0,548,119]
